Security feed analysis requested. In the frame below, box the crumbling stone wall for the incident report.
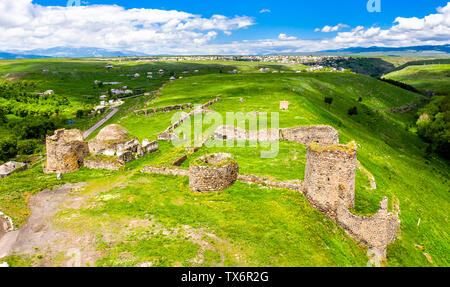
[189,153,239,193]
[134,103,192,116]
[213,125,338,146]
[83,157,122,171]
[336,197,398,258]
[303,142,357,218]
[238,174,303,192]
[303,141,399,258]
[86,125,159,170]
[158,98,221,140]
[142,140,159,154]
[0,161,27,178]
[280,125,339,147]
[46,129,89,174]
[214,126,279,142]
[142,166,189,177]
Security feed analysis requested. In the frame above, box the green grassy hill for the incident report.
[0,59,449,267]
[383,64,450,95]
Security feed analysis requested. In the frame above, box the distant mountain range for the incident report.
[0,47,149,59]
[0,52,49,59]
[318,44,450,56]
[304,45,450,57]
[1,44,450,59]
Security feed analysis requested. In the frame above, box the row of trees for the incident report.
[0,81,69,118]
[0,81,68,161]
[0,117,63,162]
[416,95,450,159]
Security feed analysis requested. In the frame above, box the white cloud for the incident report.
[316,23,350,33]
[260,9,271,13]
[278,33,297,40]
[0,0,254,54]
[0,0,449,55]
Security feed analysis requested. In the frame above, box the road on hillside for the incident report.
[82,108,119,139]
[82,89,157,139]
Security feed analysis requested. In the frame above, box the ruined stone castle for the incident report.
[46,124,158,173]
[45,121,399,261]
[143,124,400,260]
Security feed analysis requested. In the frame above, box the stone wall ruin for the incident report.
[134,103,192,116]
[46,125,158,173]
[303,142,357,217]
[0,161,27,178]
[303,142,399,258]
[213,125,338,147]
[45,129,89,174]
[158,98,221,141]
[189,153,239,193]
[280,125,339,147]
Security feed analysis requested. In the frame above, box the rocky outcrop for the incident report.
[189,153,239,193]
[0,162,27,179]
[45,129,89,174]
[280,125,339,147]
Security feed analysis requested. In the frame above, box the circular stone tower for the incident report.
[189,153,239,193]
[303,142,358,219]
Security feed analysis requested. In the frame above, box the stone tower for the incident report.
[45,129,89,174]
[303,141,399,259]
[303,142,358,219]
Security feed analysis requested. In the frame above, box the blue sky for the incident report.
[2,0,450,54]
[34,0,448,39]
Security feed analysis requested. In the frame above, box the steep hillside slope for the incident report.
[384,64,450,95]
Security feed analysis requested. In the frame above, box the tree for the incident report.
[416,95,450,159]
[348,106,358,116]
[0,111,6,123]
[76,109,84,118]
[0,137,17,161]
[324,97,333,109]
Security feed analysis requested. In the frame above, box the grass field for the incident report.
[383,64,450,95]
[0,58,449,267]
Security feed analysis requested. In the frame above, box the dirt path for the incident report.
[0,183,103,266]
